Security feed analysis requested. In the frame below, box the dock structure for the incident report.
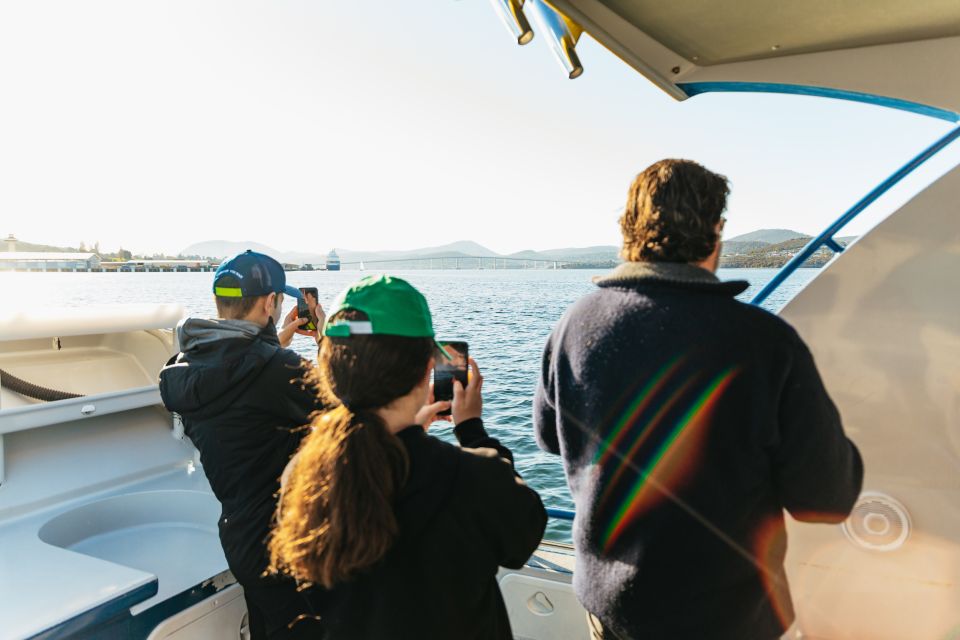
[109,260,217,273]
[0,251,102,272]
[1,235,219,272]
[0,256,217,273]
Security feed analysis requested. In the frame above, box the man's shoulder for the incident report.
[728,297,802,342]
[562,287,612,319]
[561,280,803,348]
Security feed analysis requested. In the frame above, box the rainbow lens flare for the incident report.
[600,367,740,553]
[593,355,687,468]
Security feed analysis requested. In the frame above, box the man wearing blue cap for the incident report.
[159,250,323,639]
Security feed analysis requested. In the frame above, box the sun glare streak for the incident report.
[553,390,794,601]
[596,374,703,510]
[593,355,686,467]
[602,367,739,552]
[753,515,794,630]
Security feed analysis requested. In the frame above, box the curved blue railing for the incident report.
[679,82,960,123]
[546,507,575,521]
[750,123,960,305]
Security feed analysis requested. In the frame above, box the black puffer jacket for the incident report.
[534,262,863,640]
[296,419,547,640]
[159,318,319,582]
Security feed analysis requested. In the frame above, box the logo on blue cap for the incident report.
[213,250,301,299]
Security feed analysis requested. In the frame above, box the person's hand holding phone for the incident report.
[452,358,483,424]
[293,288,322,339]
[311,301,327,332]
[311,301,326,338]
[279,307,308,348]
[415,384,452,431]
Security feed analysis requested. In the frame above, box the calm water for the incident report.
[0,267,816,540]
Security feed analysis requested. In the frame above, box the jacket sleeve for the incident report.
[533,336,561,455]
[461,445,547,569]
[275,352,322,427]
[773,336,864,523]
[454,417,514,465]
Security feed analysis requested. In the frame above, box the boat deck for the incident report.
[0,465,227,639]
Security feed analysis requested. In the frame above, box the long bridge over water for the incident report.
[337,255,577,270]
[2,255,610,273]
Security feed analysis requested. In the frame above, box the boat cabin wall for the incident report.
[776,165,960,638]
[0,328,198,518]
[0,330,174,411]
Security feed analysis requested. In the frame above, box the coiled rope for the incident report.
[0,368,83,402]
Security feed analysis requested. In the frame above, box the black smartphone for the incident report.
[297,287,319,332]
[433,341,468,416]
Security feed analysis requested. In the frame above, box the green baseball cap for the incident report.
[324,275,450,358]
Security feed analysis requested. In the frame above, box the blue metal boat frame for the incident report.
[545,83,960,524]
[749,123,960,306]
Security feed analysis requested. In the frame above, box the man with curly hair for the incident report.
[534,159,863,640]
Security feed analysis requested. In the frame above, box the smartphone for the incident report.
[297,287,319,332]
[433,341,468,416]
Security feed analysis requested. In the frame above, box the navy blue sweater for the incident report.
[534,262,863,640]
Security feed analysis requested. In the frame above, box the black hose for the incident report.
[0,367,84,402]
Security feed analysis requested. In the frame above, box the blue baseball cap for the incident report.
[212,250,302,300]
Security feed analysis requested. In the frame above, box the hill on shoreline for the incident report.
[178,240,622,266]
[721,235,855,268]
[7,228,855,269]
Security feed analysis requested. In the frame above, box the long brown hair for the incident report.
[268,310,434,588]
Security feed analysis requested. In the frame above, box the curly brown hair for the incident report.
[620,159,729,263]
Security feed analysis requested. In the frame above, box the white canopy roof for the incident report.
[548,0,960,117]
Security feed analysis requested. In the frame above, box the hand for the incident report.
[452,358,483,424]
[296,298,323,338]
[310,302,327,336]
[414,384,452,431]
[279,307,309,348]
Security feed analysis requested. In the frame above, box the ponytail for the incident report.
[269,309,433,588]
[269,402,408,588]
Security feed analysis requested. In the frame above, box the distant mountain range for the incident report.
[178,239,623,266]
[6,229,856,269]
[180,231,824,267]
[725,228,807,244]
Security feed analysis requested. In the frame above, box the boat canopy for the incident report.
[512,0,960,118]
[0,304,186,342]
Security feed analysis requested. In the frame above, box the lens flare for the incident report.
[602,367,739,552]
[593,355,686,467]
[596,374,702,511]
[753,514,793,629]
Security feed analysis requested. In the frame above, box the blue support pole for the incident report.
[823,237,846,253]
[751,124,960,306]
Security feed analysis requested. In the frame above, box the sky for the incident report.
[1,0,957,256]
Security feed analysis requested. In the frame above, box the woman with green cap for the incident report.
[269,275,547,639]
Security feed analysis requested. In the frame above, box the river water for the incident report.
[0,267,816,540]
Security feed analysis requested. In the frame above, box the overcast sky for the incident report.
[2,0,957,256]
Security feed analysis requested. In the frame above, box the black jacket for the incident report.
[534,262,863,640]
[158,318,319,582]
[300,419,547,640]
